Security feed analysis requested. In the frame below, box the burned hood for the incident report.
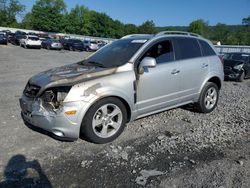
[28,63,117,94]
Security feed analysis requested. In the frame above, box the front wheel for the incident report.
[81,97,127,144]
[195,82,219,113]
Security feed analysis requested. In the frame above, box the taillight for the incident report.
[219,55,224,65]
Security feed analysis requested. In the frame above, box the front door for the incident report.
[136,39,181,116]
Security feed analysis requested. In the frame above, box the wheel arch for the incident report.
[207,76,222,90]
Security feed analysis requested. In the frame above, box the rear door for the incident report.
[173,37,209,101]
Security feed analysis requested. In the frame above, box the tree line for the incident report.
[1,0,250,45]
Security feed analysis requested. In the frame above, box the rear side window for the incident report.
[174,37,202,60]
[199,40,216,56]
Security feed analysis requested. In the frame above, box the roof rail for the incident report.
[156,31,201,37]
[121,34,153,39]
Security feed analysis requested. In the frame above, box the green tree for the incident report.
[124,24,138,35]
[63,5,89,34]
[212,23,229,44]
[29,0,66,32]
[242,15,250,26]
[188,19,208,36]
[0,0,25,27]
[138,20,157,34]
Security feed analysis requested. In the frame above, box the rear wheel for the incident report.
[69,46,74,51]
[195,82,219,113]
[81,97,127,144]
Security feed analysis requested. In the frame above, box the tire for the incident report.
[47,45,51,50]
[195,82,219,113]
[238,71,245,82]
[69,46,74,51]
[81,97,127,144]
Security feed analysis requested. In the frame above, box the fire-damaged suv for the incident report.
[20,31,224,144]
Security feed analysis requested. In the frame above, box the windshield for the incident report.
[28,37,39,41]
[79,39,147,68]
[224,53,249,62]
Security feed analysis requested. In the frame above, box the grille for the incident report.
[24,82,41,98]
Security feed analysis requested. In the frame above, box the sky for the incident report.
[19,0,250,26]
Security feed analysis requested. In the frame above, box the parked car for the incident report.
[10,34,26,45]
[0,32,7,45]
[20,35,42,49]
[41,39,63,50]
[7,32,15,43]
[97,42,107,49]
[83,40,99,51]
[20,31,223,144]
[223,52,250,82]
[63,39,84,51]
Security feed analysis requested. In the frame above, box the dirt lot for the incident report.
[0,44,250,188]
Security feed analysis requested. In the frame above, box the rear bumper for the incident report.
[26,44,41,49]
[19,95,85,140]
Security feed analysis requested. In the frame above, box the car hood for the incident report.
[28,63,117,94]
[224,59,244,67]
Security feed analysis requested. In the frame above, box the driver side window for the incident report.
[141,40,174,64]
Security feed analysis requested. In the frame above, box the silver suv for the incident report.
[20,31,224,144]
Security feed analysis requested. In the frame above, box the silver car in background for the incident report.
[20,31,224,144]
[83,40,99,51]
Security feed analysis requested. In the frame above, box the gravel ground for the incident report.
[0,44,249,188]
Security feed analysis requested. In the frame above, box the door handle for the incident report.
[202,63,208,68]
[171,69,180,75]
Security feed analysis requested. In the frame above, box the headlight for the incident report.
[233,64,243,70]
[41,86,72,109]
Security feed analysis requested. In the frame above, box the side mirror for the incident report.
[138,57,156,74]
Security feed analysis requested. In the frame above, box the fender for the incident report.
[199,71,224,95]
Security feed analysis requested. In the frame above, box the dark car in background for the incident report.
[62,39,84,51]
[41,39,63,50]
[0,32,7,45]
[10,34,26,45]
[223,52,250,82]
[7,32,15,43]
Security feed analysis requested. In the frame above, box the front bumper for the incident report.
[19,95,85,140]
[224,67,242,80]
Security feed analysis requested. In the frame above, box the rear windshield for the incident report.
[79,39,147,68]
[224,53,249,62]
